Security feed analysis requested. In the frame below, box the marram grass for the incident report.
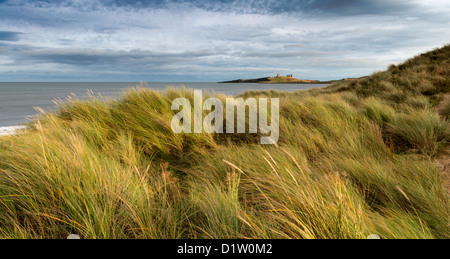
[1,45,450,239]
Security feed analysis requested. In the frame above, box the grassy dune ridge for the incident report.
[0,45,449,239]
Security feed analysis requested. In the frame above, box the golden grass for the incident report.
[0,45,449,239]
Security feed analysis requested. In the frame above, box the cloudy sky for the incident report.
[0,0,449,82]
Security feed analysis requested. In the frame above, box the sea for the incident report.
[0,82,328,129]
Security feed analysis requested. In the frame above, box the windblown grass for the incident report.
[0,45,449,239]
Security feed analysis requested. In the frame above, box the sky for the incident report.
[0,0,449,82]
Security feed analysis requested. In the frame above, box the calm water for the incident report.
[0,82,327,127]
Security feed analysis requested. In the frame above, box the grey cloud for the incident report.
[0,31,22,42]
[14,48,220,71]
[202,25,273,42]
[242,50,326,58]
[0,0,416,15]
[277,0,417,16]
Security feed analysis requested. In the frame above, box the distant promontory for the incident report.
[219,74,340,84]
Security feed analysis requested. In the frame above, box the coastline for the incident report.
[0,126,27,137]
[219,77,343,84]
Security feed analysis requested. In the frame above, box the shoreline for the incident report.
[219,77,341,84]
[0,125,27,137]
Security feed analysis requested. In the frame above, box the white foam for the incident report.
[0,126,28,136]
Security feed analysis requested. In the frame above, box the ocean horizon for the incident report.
[0,82,328,128]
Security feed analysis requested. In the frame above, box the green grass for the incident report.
[0,45,449,239]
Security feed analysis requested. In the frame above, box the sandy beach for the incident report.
[0,126,27,137]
